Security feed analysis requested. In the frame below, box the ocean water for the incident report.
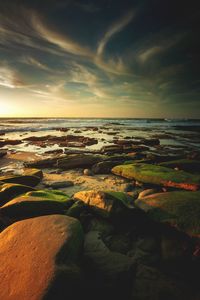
[0,118,200,133]
[0,118,200,153]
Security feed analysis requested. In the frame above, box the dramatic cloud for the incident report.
[97,10,135,56]
[0,0,199,117]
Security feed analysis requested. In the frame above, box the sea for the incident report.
[0,118,200,153]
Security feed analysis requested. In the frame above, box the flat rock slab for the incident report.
[0,215,83,300]
[57,154,102,170]
[135,191,200,238]
[112,163,200,191]
[159,159,200,172]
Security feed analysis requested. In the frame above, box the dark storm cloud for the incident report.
[0,0,199,117]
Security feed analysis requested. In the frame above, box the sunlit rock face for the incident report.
[0,215,83,300]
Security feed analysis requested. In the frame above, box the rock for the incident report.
[138,188,159,199]
[0,139,22,147]
[131,264,192,300]
[45,149,64,155]
[73,190,134,219]
[0,183,34,206]
[44,181,74,188]
[88,218,114,235]
[0,190,72,221]
[92,161,121,174]
[140,138,160,146]
[159,159,200,172]
[106,233,131,254]
[83,169,93,176]
[0,215,83,300]
[84,231,135,298]
[100,145,124,154]
[135,191,200,238]
[57,154,102,170]
[112,163,200,191]
[24,157,59,168]
[0,150,7,158]
[121,183,135,192]
[128,237,160,265]
[24,134,98,147]
[0,174,41,187]
[161,233,190,262]
[66,200,87,218]
[23,168,43,180]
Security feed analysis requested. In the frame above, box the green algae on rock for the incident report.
[0,190,73,221]
[0,174,41,187]
[73,190,134,218]
[0,183,34,206]
[135,191,200,238]
[112,163,200,191]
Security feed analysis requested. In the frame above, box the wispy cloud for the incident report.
[0,63,26,89]
[97,10,135,56]
[21,56,50,71]
[31,12,94,58]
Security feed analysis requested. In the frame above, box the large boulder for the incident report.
[57,154,102,170]
[73,190,134,219]
[0,174,41,187]
[135,191,200,238]
[112,163,200,191]
[0,183,34,206]
[0,190,73,221]
[0,215,83,300]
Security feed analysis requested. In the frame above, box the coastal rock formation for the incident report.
[0,190,73,221]
[73,190,134,219]
[0,215,83,300]
[0,183,34,206]
[135,191,200,238]
[112,163,200,191]
[0,174,41,187]
[57,154,102,170]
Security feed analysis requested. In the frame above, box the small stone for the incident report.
[83,169,93,176]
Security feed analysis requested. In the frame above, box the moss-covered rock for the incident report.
[159,159,200,173]
[23,168,43,179]
[73,190,134,219]
[0,174,41,187]
[0,190,73,221]
[112,163,200,191]
[0,183,34,206]
[135,191,200,238]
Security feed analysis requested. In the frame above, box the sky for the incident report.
[0,0,199,118]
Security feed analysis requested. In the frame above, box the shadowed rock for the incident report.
[135,191,200,238]
[0,183,34,206]
[0,190,73,221]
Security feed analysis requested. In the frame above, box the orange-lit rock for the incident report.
[0,215,83,300]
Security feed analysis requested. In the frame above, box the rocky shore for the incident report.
[0,129,200,300]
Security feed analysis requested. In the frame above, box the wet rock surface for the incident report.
[0,123,200,300]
